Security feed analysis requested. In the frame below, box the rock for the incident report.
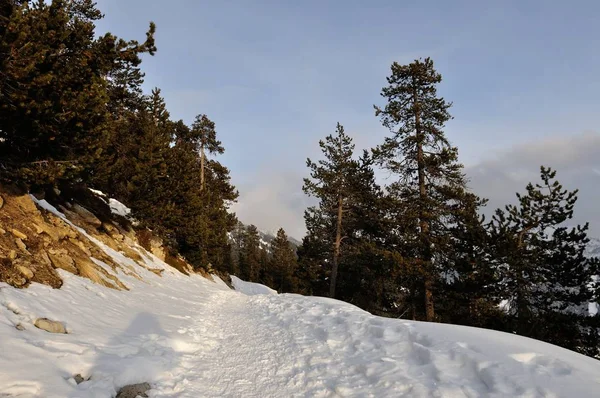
[102,222,117,234]
[53,187,61,196]
[13,277,26,287]
[48,252,78,274]
[40,250,52,266]
[34,318,66,334]
[8,250,17,260]
[33,223,60,242]
[15,323,25,331]
[11,229,27,240]
[15,238,27,252]
[0,195,3,209]
[116,383,151,398]
[73,374,86,384]
[72,204,102,228]
[0,227,5,234]
[70,238,92,257]
[16,265,33,279]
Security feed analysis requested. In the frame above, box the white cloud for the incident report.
[233,133,600,241]
[231,169,312,240]
[466,132,600,236]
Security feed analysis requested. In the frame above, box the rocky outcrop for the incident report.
[72,204,102,229]
[0,185,198,291]
[16,265,33,279]
[116,382,151,398]
[47,250,78,274]
[34,318,67,334]
[11,229,27,240]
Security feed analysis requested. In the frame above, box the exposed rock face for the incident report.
[116,382,151,398]
[11,229,27,240]
[34,318,67,334]
[15,238,27,252]
[72,204,102,228]
[48,251,78,274]
[16,265,33,279]
[0,185,197,291]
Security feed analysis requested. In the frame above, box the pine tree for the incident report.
[0,0,155,186]
[228,221,245,276]
[240,225,262,282]
[374,57,474,321]
[435,192,501,328]
[489,166,600,355]
[188,114,224,191]
[303,123,360,298]
[270,228,298,292]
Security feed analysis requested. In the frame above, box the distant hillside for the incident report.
[229,221,301,252]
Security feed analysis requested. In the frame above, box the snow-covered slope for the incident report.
[1,203,600,397]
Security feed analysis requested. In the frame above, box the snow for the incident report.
[88,189,106,198]
[1,202,600,396]
[86,188,132,218]
[108,198,131,218]
[231,276,277,296]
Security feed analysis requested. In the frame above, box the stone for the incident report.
[73,374,86,384]
[15,238,27,252]
[48,252,78,274]
[33,223,60,242]
[40,250,52,266]
[0,227,5,234]
[13,277,26,287]
[15,323,25,331]
[71,238,92,257]
[11,229,27,240]
[34,318,67,334]
[72,204,102,228]
[116,383,151,398]
[16,265,33,279]
[8,250,17,260]
[0,195,3,209]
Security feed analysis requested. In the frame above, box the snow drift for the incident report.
[1,199,600,397]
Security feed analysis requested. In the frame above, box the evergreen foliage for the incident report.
[373,57,484,321]
[0,0,155,185]
[239,224,262,282]
[489,167,600,356]
[270,228,298,293]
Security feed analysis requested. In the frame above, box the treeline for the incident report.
[291,58,600,358]
[229,223,298,293]
[0,0,236,271]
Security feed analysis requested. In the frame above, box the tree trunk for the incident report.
[330,194,343,298]
[414,85,434,322]
[200,145,206,191]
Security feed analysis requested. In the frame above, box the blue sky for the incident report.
[96,0,600,238]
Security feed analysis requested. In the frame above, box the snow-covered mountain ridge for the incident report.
[1,191,599,397]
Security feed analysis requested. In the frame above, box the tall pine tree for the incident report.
[303,123,361,298]
[374,57,480,321]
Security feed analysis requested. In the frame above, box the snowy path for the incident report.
[3,267,600,397]
[162,286,600,398]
